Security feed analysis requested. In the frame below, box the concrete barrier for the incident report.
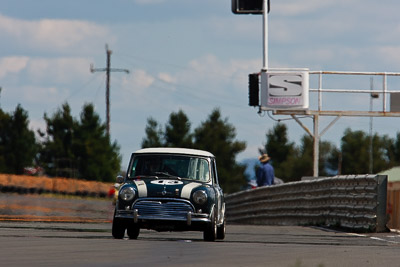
[225,175,388,232]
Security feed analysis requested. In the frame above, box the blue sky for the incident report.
[1,0,400,168]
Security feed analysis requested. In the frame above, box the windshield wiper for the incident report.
[154,172,181,180]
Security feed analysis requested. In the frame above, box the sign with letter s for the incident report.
[261,71,309,110]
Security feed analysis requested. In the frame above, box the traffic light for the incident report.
[249,73,259,106]
[231,0,269,15]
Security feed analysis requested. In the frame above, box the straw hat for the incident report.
[258,154,271,163]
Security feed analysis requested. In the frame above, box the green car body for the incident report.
[112,148,226,241]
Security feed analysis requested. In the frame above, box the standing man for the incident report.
[256,154,274,186]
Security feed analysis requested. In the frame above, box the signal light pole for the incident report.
[231,0,270,70]
[91,44,129,136]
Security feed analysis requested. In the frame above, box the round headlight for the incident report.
[193,190,207,205]
[120,187,135,201]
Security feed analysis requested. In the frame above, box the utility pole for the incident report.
[90,44,129,136]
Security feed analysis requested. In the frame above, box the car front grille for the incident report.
[133,198,194,219]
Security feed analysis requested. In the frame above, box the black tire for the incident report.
[127,223,140,239]
[112,216,126,239]
[203,211,217,242]
[216,219,226,240]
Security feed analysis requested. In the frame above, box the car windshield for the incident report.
[129,155,210,182]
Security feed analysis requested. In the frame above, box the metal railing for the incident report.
[309,71,400,113]
[225,175,388,232]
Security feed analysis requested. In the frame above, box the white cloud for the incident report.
[1,56,93,87]
[12,85,64,104]
[0,14,110,53]
[184,54,260,90]
[189,54,222,74]
[158,72,176,84]
[0,56,29,79]
[114,54,261,114]
[26,57,92,84]
[122,69,155,93]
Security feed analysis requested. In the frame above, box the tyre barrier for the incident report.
[225,175,388,233]
[0,174,114,198]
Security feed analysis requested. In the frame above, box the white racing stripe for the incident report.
[181,182,202,200]
[134,180,147,197]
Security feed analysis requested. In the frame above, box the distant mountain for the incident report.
[240,158,260,181]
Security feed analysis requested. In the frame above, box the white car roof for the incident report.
[133,147,215,158]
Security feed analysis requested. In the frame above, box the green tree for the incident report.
[287,135,336,180]
[273,135,313,182]
[38,102,121,181]
[193,108,247,193]
[141,117,163,148]
[164,110,193,148]
[0,109,9,172]
[318,138,339,175]
[38,103,76,177]
[389,132,400,165]
[340,128,392,174]
[0,105,37,174]
[294,135,314,178]
[373,134,395,172]
[72,103,121,182]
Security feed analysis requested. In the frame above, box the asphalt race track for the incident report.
[0,193,399,266]
[1,221,400,267]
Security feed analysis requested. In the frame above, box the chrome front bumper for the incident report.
[115,209,210,225]
[115,198,211,226]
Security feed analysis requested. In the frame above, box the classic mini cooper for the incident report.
[112,147,226,241]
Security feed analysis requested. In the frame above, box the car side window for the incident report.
[129,158,139,178]
[211,159,219,185]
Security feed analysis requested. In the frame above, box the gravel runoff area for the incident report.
[0,192,115,223]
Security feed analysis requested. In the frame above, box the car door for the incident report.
[211,158,224,224]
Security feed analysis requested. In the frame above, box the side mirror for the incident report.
[116,175,124,184]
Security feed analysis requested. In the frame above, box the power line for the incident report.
[64,71,101,101]
[90,44,129,136]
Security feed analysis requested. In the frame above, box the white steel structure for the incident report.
[266,71,400,177]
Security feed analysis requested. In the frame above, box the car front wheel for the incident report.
[216,219,225,240]
[112,215,126,239]
[203,211,217,241]
[127,223,140,239]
